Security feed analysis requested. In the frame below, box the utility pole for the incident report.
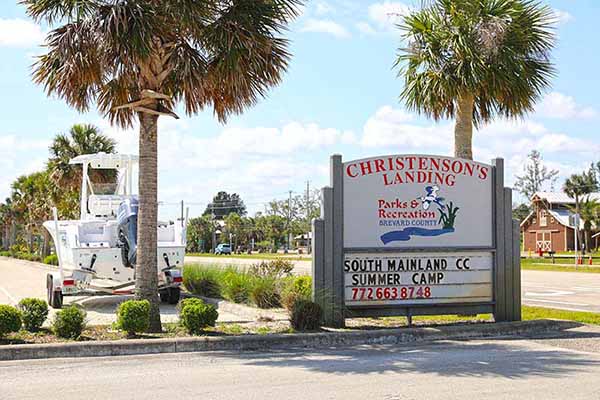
[305,181,310,221]
[287,190,292,252]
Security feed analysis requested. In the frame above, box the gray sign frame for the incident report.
[312,154,521,328]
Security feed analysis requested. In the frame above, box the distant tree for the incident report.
[186,216,214,253]
[48,124,117,189]
[577,199,600,251]
[564,170,599,253]
[47,124,117,219]
[396,0,555,159]
[512,203,531,223]
[266,190,321,240]
[203,192,246,220]
[514,150,559,200]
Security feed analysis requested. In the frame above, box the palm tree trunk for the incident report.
[454,93,474,160]
[136,110,162,332]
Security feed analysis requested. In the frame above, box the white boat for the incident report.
[43,153,186,308]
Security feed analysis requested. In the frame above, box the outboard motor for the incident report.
[117,198,139,269]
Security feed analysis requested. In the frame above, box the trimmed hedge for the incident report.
[0,304,22,336]
[17,298,48,331]
[179,298,218,335]
[290,299,322,331]
[52,305,86,339]
[116,300,150,336]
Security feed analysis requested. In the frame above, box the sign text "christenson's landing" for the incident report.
[345,156,490,187]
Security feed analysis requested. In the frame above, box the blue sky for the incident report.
[1,0,599,218]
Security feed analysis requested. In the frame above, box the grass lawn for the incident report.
[521,257,600,273]
[186,252,310,261]
[350,305,600,328]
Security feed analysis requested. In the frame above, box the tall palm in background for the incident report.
[23,0,301,331]
[396,0,556,160]
[577,199,600,251]
[564,171,599,253]
[48,124,116,219]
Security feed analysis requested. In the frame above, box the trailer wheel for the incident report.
[160,287,180,305]
[46,274,63,309]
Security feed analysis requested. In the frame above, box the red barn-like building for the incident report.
[520,192,600,252]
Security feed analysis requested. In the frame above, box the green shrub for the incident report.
[221,268,252,303]
[0,305,22,336]
[249,276,280,308]
[116,300,150,336]
[43,254,59,266]
[183,265,223,298]
[179,299,218,335]
[248,259,294,279]
[290,299,322,331]
[52,305,86,339]
[17,298,48,331]
[281,276,312,311]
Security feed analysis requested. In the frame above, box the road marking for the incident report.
[523,302,592,313]
[523,298,590,306]
[0,285,17,305]
[525,290,574,297]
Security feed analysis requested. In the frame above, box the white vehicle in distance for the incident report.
[43,153,186,308]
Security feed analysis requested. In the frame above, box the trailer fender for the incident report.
[46,272,63,291]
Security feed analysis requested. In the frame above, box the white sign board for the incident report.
[344,252,493,306]
[343,155,493,248]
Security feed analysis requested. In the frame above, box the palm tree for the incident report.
[23,0,301,331]
[48,124,117,219]
[48,124,117,189]
[577,199,600,252]
[396,0,556,159]
[564,171,599,253]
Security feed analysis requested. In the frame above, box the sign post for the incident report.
[312,154,521,327]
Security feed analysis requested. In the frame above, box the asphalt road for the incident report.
[3,335,600,400]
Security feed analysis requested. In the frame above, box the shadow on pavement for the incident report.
[208,333,600,379]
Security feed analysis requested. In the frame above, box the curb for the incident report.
[0,319,579,362]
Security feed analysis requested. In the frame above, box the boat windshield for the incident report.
[88,169,119,195]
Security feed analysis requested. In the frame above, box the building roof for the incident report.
[533,192,600,204]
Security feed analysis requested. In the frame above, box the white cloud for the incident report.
[368,1,410,33]
[360,106,451,150]
[537,92,597,120]
[315,2,334,16]
[356,21,377,35]
[300,18,351,38]
[553,9,574,25]
[0,18,45,48]
[357,105,599,195]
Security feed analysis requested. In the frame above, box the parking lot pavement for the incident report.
[522,270,600,313]
[0,257,246,325]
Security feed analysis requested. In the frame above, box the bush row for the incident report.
[0,250,42,263]
[0,297,220,339]
[0,299,85,339]
[183,262,312,310]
